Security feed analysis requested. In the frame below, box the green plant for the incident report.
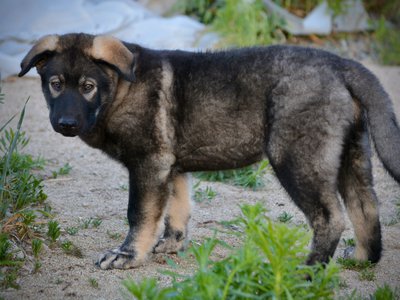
[31,238,43,259]
[0,99,47,219]
[0,233,23,289]
[107,230,122,240]
[66,226,79,236]
[232,160,270,189]
[194,182,217,203]
[33,260,42,273]
[52,162,72,178]
[47,220,61,243]
[172,0,225,24]
[92,217,102,228]
[80,217,102,229]
[123,203,339,299]
[277,211,293,223]
[344,284,400,300]
[0,233,13,263]
[337,257,373,271]
[60,240,83,258]
[374,17,400,65]
[89,277,99,289]
[213,0,285,46]
[371,284,399,300]
[120,183,129,191]
[0,94,55,289]
[195,160,269,189]
[273,0,348,17]
[358,268,375,281]
[342,237,356,247]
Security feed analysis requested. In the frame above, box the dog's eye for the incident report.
[50,80,62,91]
[83,83,95,93]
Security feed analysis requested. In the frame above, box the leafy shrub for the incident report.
[122,203,339,299]
[212,0,285,46]
[0,85,72,288]
[0,99,47,219]
[173,0,285,46]
[172,0,225,24]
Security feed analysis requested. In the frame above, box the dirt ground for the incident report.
[1,61,400,299]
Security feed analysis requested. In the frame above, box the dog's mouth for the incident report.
[59,130,79,137]
[55,126,80,137]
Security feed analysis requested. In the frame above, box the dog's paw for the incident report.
[153,237,186,254]
[96,248,140,270]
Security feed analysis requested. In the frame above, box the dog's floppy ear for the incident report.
[89,36,136,82]
[19,35,59,77]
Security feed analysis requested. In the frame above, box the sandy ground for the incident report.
[1,62,400,299]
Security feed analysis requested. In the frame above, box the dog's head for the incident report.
[18,33,136,137]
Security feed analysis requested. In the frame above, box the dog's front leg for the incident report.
[96,164,171,270]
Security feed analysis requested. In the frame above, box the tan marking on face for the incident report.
[79,76,98,101]
[88,36,134,79]
[48,74,64,98]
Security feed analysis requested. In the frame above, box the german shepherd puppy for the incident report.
[19,33,400,270]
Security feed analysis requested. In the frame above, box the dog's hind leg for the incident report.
[271,158,346,264]
[338,120,382,263]
[267,129,347,264]
[153,173,192,254]
[265,82,350,264]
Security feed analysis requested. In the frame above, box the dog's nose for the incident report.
[58,117,78,130]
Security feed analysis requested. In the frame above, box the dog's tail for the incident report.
[344,60,400,183]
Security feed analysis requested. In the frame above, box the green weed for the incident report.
[358,268,375,281]
[277,211,293,223]
[172,0,225,24]
[80,217,102,229]
[0,233,13,263]
[89,277,99,289]
[337,257,373,271]
[344,284,400,300]
[0,94,57,289]
[107,230,122,240]
[371,284,399,300]
[195,160,269,190]
[47,220,61,243]
[66,226,79,236]
[120,184,129,191]
[122,203,339,299]
[374,17,400,65]
[213,0,285,47]
[193,182,217,203]
[92,217,102,228]
[0,234,23,289]
[342,237,356,247]
[0,121,47,217]
[52,162,72,178]
[60,240,83,258]
[31,239,43,259]
[33,260,42,273]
